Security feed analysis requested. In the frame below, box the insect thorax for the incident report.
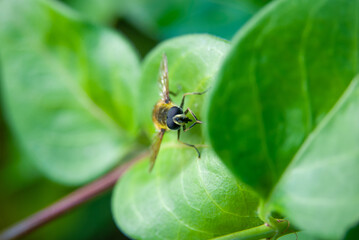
[152,100,175,130]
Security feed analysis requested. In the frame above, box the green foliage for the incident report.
[0,0,140,185]
[62,0,120,24]
[118,0,267,40]
[112,148,262,239]
[112,34,264,239]
[208,0,359,197]
[267,75,359,239]
[61,0,271,40]
[138,34,229,137]
[0,135,123,240]
[207,0,359,238]
[1,0,358,239]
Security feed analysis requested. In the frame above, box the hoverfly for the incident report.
[149,54,207,171]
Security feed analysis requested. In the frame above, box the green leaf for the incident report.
[119,0,267,40]
[0,0,140,185]
[216,0,272,10]
[207,0,359,197]
[138,34,230,139]
[207,0,359,238]
[112,35,262,239]
[279,232,321,240]
[267,76,359,239]
[112,148,262,239]
[62,0,119,24]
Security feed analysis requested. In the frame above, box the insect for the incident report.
[149,54,207,171]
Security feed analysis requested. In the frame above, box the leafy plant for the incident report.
[112,35,263,239]
[0,0,358,239]
[0,0,140,185]
[115,0,264,40]
[207,0,359,238]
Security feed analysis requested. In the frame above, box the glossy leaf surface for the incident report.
[0,0,140,185]
[207,0,359,197]
[112,35,262,239]
[112,148,262,239]
[207,0,359,238]
[268,76,359,239]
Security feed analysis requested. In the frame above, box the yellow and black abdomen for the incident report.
[152,100,175,131]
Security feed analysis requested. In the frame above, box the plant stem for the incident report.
[211,220,296,240]
[0,150,149,240]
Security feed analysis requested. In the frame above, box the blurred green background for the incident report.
[0,0,269,239]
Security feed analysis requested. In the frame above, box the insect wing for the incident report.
[149,129,165,171]
[159,54,170,103]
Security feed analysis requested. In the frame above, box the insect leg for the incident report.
[169,84,182,97]
[183,108,202,132]
[169,90,177,96]
[180,89,209,109]
[177,129,200,158]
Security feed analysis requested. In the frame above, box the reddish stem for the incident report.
[0,150,149,240]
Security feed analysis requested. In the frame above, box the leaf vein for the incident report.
[155,168,213,235]
[196,158,242,217]
[42,49,122,134]
[236,183,250,215]
[251,34,277,181]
